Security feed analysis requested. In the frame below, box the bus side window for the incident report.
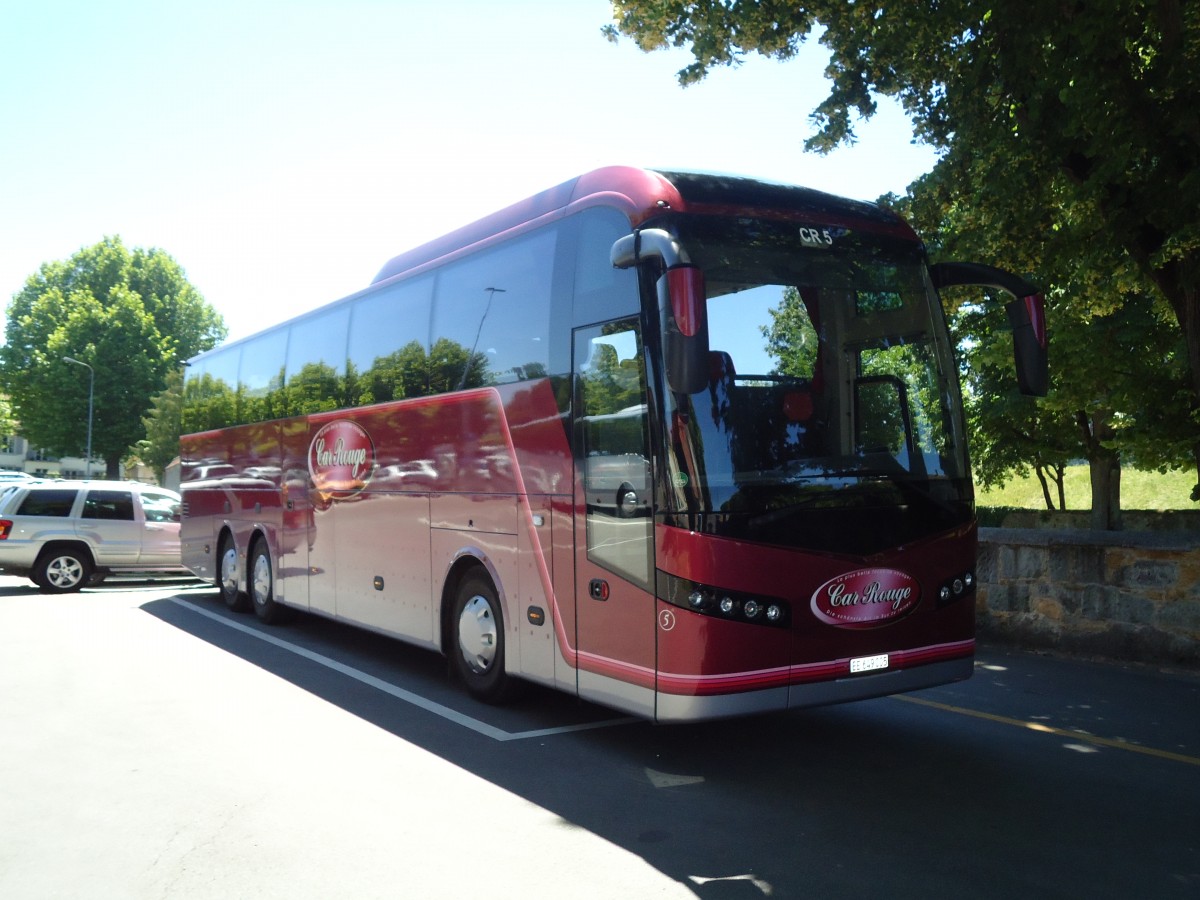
[431,229,556,392]
[347,275,435,403]
[572,208,640,325]
[237,329,289,424]
[285,304,351,414]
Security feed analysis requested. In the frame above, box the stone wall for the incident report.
[977,527,1200,668]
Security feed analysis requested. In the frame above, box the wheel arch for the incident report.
[35,540,95,570]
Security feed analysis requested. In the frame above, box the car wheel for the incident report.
[452,573,517,703]
[249,540,290,625]
[34,547,93,594]
[218,535,250,612]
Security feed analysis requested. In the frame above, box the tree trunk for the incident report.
[1193,444,1200,503]
[1089,451,1122,530]
[1035,465,1054,509]
[1076,409,1122,530]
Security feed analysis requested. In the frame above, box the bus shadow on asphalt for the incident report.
[140,589,639,747]
[134,589,1183,900]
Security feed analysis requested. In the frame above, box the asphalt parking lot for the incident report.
[2,576,1198,899]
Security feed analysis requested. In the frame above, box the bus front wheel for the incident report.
[218,535,250,612]
[452,574,516,703]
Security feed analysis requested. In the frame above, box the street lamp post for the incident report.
[63,356,94,479]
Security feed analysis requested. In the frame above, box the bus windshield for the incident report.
[657,216,972,554]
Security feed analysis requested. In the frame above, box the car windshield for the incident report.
[655,216,971,554]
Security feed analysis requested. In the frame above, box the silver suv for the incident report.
[0,480,185,592]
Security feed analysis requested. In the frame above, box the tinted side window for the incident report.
[182,346,240,433]
[348,275,435,403]
[430,228,556,393]
[572,208,639,325]
[18,489,78,517]
[285,304,352,414]
[238,329,289,423]
[82,490,135,521]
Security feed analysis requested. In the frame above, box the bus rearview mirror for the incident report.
[659,265,709,395]
[1007,292,1049,397]
[929,261,1049,397]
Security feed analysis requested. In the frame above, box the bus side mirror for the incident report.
[612,229,711,394]
[930,261,1049,397]
[659,265,709,394]
[1006,293,1048,396]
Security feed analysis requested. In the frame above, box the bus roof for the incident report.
[189,167,918,364]
[370,166,917,286]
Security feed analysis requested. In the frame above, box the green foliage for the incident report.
[1,237,226,476]
[607,0,1200,508]
[903,160,1194,520]
[762,287,817,378]
[0,395,15,441]
[138,368,184,483]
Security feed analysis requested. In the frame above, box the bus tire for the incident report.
[218,534,250,612]
[452,573,517,703]
[249,540,290,625]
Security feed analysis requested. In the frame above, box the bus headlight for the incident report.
[659,573,790,628]
[937,570,976,607]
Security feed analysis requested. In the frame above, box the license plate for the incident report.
[850,653,889,674]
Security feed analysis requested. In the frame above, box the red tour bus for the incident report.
[180,167,1047,721]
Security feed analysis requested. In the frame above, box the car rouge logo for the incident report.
[810,568,921,629]
[308,420,376,501]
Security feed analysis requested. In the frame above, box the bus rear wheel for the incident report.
[452,573,516,703]
[250,540,290,625]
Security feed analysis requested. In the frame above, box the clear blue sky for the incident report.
[1,1,938,343]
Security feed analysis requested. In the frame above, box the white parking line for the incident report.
[168,597,637,741]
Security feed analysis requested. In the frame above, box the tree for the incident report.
[138,368,184,484]
[605,1,1200,496]
[898,161,1194,526]
[2,237,226,477]
[0,395,15,445]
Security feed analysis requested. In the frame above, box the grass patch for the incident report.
[975,464,1196,510]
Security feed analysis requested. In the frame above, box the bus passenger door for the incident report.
[572,321,656,717]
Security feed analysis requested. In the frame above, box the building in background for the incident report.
[0,433,133,481]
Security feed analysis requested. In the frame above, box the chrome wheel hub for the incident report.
[252,552,271,605]
[47,556,83,589]
[457,595,497,675]
[220,547,238,594]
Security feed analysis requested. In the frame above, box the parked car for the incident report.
[0,480,186,592]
